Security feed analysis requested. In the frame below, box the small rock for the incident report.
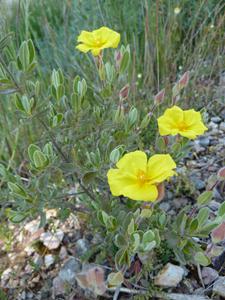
[59,257,81,284]
[192,177,205,190]
[1,267,13,286]
[202,267,219,285]
[44,254,55,268]
[213,277,225,297]
[52,276,66,297]
[194,141,205,154]
[24,219,40,234]
[219,122,225,132]
[40,229,64,250]
[75,238,89,256]
[208,200,220,211]
[59,246,68,260]
[198,137,210,147]
[211,117,221,124]
[154,263,185,287]
[159,202,170,212]
[208,121,218,130]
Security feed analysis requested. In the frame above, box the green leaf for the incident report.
[194,252,210,266]
[19,41,30,71]
[218,201,225,217]
[119,50,130,73]
[8,182,27,198]
[33,150,48,169]
[115,234,127,248]
[107,271,124,287]
[197,207,210,227]
[189,219,199,233]
[127,218,135,235]
[0,32,14,50]
[143,230,155,244]
[28,144,41,162]
[197,191,213,206]
[8,210,27,223]
[28,39,35,64]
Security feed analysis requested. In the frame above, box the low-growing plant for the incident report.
[0,24,224,296]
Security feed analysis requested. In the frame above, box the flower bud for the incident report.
[119,84,129,101]
[154,88,165,105]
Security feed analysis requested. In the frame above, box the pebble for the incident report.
[24,219,40,234]
[154,263,185,287]
[52,276,65,297]
[211,117,221,124]
[219,122,225,132]
[198,137,210,147]
[159,202,170,212]
[75,238,89,256]
[59,257,81,284]
[191,176,205,190]
[208,121,218,130]
[213,277,225,297]
[59,246,68,260]
[44,254,55,268]
[202,267,219,285]
[40,230,64,250]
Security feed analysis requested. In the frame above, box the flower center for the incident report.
[178,121,188,131]
[95,38,103,46]
[137,170,148,186]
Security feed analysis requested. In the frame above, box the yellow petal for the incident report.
[91,48,101,56]
[116,151,147,174]
[76,44,91,53]
[183,109,201,126]
[147,154,176,184]
[77,30,95,45]
[94,27,120,48]
[158,106,184,136]
[122,183,158,201]
[107,169,136,196]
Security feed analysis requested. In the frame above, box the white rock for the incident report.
[202,267,218,285]
[40,230,64,250]
[59,246,68,260]
[213,277,225,297]
[24,219,40,234]
[155,263,185,287]
[44,254,55,268]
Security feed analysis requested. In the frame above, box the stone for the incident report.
[154,263,185,287]
[190,176,205,190]
[40,230,64,250]
[59,257,81,284]
[193,141,205,154]
[75,238,89,256]
[211,117,221,124]
[213,277,225,297]
[59,246,68,260]
[198,137,210,147]
[208,121,218,130]
[44,254,55,268]
[202,267,219,285]
[52,276,66,297]
[219,122,225,132]
[1,267,13,286]
[24,219,40,234]
[159,202,170,212]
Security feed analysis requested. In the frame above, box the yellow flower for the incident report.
[107,151,176,201]
[157,106,208,139]
[76,26,120,56]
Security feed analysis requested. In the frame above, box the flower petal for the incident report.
[77,31,95,45]
[122,183,158,201]
[158,106,184,136]
[116,151,147,174]
[94,27,120,48]
[147,154,176,184]
[76,44,92,53]
[107,169,136,196]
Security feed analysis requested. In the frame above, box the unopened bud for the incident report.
[115,50,122,69]
[119,84,130,101]
[154,88,165,105]
[179,71,189,89]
